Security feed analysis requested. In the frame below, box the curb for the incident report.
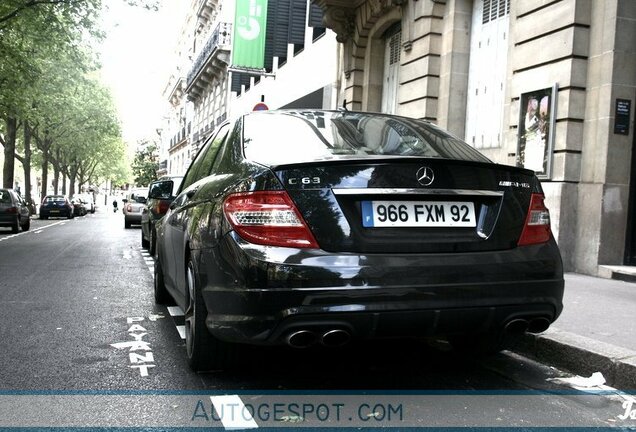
[513,327,636,391]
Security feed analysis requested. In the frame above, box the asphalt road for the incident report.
[0,209,633,429]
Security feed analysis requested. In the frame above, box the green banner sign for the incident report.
[232,0,268,69]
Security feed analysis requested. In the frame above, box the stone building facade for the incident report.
[161,0,339,176]
[314,0,636,276]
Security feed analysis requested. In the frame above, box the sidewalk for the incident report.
[514,273,636,390]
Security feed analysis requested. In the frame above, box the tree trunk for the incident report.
[2,117,17,189]
[40,146,49,202]
[53,148,60,194]
[23,121,34,213]
[61,166,67,195]
[35,130,52,203]
[69,166,77,197]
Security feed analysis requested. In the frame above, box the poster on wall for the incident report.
[516,84,558,179]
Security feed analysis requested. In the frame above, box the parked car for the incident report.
[71,196,87,217]
[141,175,183,255]
[78,194,96,213]
[153,110,564,371]
[0,188,30,233]
[40,195,74,219]
[122,188,148,228]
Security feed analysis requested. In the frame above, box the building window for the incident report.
[482,0,509,24]
[467,0,510,149]
[312,27,326,41]
[381,24,401,114]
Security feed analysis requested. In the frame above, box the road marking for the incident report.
[0,220,65,241]
[110,317,157,377]
[209,395,259,430]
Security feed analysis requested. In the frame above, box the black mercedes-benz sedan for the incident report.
[154,110,564,371]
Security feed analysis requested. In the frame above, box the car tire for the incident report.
[11,217,19,233]
[125,220,131,229]
[153,257,172,305]
[141,229,150,249]
[185,254,233,372]
[40,214,47,220]
[21,217,30,231]
[149,228,156,256]
[67,212,73,219]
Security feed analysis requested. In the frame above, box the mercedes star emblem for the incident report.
[416,166,435,186]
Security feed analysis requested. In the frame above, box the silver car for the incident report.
[123,188,148,229]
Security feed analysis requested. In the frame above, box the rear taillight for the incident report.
[223,191,319,249]
[518,193,552,246]
[153,200,170,215]
[6,207,17,214]
[127,204,133,212]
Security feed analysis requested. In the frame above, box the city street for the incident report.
[0,208,632,429]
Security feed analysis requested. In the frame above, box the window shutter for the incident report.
[288,0,308,45]
[308,2,324,28]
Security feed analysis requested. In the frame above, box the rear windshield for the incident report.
[129,190,147,204]
[0,191,10,203]
[243,111,491,166]
[44,196,65,203]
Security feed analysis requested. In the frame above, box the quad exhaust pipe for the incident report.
[286,329,351,348]
[286,330,318,348]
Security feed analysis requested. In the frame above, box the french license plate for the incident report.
[50,209,60,213]
[361,200,476,227]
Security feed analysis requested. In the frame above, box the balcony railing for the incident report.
[186,22,232,91]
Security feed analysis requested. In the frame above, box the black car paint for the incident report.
[155,110,564,358]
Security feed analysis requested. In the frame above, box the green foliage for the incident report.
[0,0,159,190]
[131,143,158,187]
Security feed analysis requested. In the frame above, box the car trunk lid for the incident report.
[275,158,539,253]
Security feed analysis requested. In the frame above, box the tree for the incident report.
[0,0,101,191]
[131,143,158,186]
[0,0,159,197]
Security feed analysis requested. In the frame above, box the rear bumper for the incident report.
[124,213,142,223]
[40,208,71,217]
[195,233,564,345]
[0,215,18,226]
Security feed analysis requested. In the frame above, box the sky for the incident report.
[98,0,186,145]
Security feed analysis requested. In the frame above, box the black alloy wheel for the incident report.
[11,217,19,233]
[149,228,156,257]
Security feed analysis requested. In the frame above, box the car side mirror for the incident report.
[148,180,174,199]
[122,198,128,203]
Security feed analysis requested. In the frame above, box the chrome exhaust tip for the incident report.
[321,329,351,347]
[504,318,529,334]
[286,330,317,348]
[527,317,551,333]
